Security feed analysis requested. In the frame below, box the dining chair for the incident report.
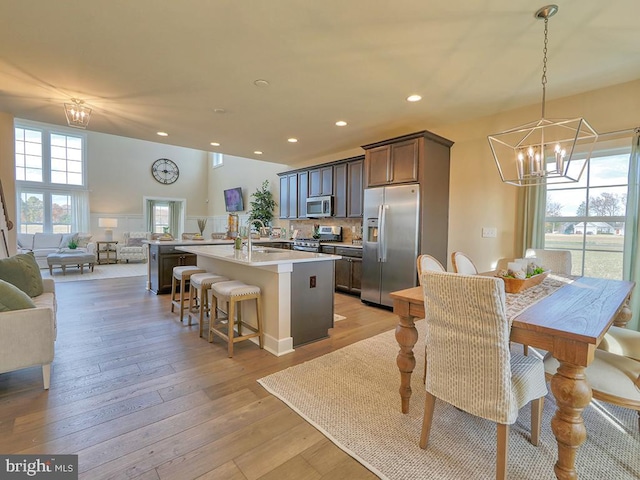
[417,254,446,284]
[525,248,572,275]
[544,351,640,430]
[416,254,447,383]
[451,251,478,274]
[598,325,640,361]
[420,271,548,480]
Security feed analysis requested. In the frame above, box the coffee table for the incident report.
[47,252,97,275]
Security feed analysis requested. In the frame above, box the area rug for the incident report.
[40,261,147,283]
[334,314,346,322]
[258,327,640,480]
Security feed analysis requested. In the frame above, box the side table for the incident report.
[96,240,118,264]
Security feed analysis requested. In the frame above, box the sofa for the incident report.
[0,254,57,389]
[17,232,95,268]
[116,232,151,263]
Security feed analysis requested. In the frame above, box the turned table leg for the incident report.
[550,361,592,480]
[395,313,418,414]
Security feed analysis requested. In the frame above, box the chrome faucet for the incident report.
[245,219,266,251]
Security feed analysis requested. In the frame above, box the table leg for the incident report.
[549,361,591,480]
[395,313,418,414]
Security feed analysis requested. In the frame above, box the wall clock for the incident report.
[151,158,179,184]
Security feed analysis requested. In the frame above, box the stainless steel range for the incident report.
[292,226,342,252]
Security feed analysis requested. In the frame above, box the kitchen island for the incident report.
[177,244,341,356]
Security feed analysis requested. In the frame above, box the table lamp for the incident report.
[98,218,118,241]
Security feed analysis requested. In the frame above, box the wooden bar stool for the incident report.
[209,280,264,357]
[170,266,206,322]
[187,273,229,337]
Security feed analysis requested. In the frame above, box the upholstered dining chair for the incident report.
[544,351,640,430]
[451,251,478,274]
[525,248,572,275]
[420,271,548,480]
[417,254,445,284]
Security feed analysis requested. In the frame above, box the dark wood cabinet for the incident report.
[297,171,308,218]
[148,243,197,294]
[333,163,347,218]
[322,245,362,295]
[279,173,298,219]
[347,159,364,217]
[309,166,333,197]
[363,137,419,187]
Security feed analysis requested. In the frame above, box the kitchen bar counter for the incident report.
[177,244,341,356]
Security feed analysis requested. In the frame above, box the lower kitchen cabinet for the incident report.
[148,243,197,294]
[323,245,362,296]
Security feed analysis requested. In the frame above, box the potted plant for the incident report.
[248,180,276,231]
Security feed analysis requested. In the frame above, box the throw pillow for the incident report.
[0,252,44,297]
[76,234,93,248]
[61,233,78,248]
[0,279,36,312]
[126,237,145,247]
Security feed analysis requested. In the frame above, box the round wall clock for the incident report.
[151,158,179,184]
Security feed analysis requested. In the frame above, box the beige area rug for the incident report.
[40,261,147,283]
[258,327,640,480]
[334,314,346,322]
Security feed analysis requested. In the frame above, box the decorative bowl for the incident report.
[499,271,549,293]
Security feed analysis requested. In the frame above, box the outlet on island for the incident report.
[310,276,316,288]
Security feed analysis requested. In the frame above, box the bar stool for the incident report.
[170,266,206,322]
[187,272,229,337]
[209,280,264,357]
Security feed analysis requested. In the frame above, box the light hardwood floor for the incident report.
[0,275,399,479]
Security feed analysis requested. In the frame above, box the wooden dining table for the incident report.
[390,276,634,480]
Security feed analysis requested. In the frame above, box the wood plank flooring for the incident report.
[0,275,399,479]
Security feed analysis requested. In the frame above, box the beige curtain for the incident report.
[516,184,546,257]
[622,129,640,331]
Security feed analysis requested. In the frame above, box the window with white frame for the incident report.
[14,123,89,234]
[211,152,223,168]
[543,144,630,279]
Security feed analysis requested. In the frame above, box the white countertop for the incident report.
[177,244,341,266]
[145,238,289,246]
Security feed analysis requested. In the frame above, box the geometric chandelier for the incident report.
[64,98,92,129]
[488,5,598,187]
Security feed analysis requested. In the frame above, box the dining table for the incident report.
[390,275,634,480]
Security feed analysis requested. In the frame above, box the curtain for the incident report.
[146,199,155,233]
[71,190,90,233]
[517,183,546,257]
[169,200,181,237]
[622,129,640,331]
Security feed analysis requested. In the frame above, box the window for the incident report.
[144,198,185,236]
[14,122,89,234]
[543,145,630,279]
[211,152,223,168]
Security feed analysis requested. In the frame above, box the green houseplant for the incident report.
[248,180,276,230]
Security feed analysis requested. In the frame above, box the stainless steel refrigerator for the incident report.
[361,184,420,307]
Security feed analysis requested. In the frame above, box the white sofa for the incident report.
[0,278,56,389]
[17,233,96,268]
[116,232,151,263]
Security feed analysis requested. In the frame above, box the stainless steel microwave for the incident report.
[306,195,333,217]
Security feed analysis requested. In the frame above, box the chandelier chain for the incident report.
[541,17,549,118]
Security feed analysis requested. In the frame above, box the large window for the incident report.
[543,146,630,279]
[15,123,89,234]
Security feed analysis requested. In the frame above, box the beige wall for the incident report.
[436,78,640,272]
[0,112,15,257]
[207,154,287,222]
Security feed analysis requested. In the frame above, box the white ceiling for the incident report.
[1,1,639,166]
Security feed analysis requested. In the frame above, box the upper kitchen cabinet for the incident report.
[309,166,333,197]
[363,132,448,187]
[298,171,309,218]
[332,156,364,218]
[279,173,298,219]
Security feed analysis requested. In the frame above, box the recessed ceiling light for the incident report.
[287,138,298,143]
[406,94,422,102]
[254,151,263,155]
[335,120,347,127]
[254,79,270,87]
[157,131,168,137]
[210,142,220,147]
[213,108,226,114]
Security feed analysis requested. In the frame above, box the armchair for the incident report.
[117,232,151,263]
[0,278,56,389]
